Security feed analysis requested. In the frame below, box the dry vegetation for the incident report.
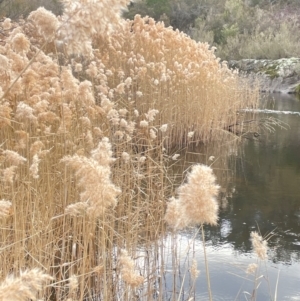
[0,0,259,300]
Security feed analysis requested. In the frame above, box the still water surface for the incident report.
[166,94,300,300]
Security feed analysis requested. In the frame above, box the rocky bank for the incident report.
[229,58,300,94]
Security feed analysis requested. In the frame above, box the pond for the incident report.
[163,94,300,301]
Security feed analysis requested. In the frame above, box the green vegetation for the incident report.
[0,0,62,18]
[295,84,300,95]
[125,0,300,60]
[2,0,300,60]
[260,64,280,79]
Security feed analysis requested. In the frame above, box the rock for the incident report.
[228,58,300,94]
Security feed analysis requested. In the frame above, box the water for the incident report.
[166,94,300,301]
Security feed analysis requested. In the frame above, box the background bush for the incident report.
[0,0,62,18]
[125,0,300,60]
[3,0,300,60]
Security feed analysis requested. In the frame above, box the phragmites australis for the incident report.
[190,259,200,280]
[15,102,38,125]
[160,124,168,132]
[2,166,18,185]
[2,18,12,30]
[28,7,59,41]
[57,0,131,57]
[29,154,41,179]
[0,0,260,298]
[250,231,268,260]
[0,199,13,219]
[67,275,79,295]
[246,263,258,275]
[62,137,121,217]
[0,103,12,127]
[118,249,144,288]
[11,33,30,54]
[165,164,220,230]
[0,268,53,301]
[2,150,27,166]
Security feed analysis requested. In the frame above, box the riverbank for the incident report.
[229,58,300,94]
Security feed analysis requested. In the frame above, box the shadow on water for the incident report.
[168,94,300,301]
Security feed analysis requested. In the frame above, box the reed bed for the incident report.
[0,1,259,300]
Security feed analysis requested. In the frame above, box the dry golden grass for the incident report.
[0,1,259,300]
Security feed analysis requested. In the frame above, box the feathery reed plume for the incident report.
[58,0,131,57]
[165,165,219,301]
[171,154,180,160]
[15,102,38,125]
[62,137,121,217]
[165,164,219,230]
[28,7,59,41]
[67,275,78,295]
[246,263,258,275]
[139,120,149,128]
[0,268,53,301]
[2,166,18,185]
[90,137,115,166]
[30,141,45,156]
[187,131,194,139]
[29,154,41,179]
[250,231,268,260]
[0,55,10,73]
[121,152,130,163]
[163,197,188,229]
[2,150,27,166]
[0,199,12,219]
[190,259,200,280]
[160,124,168,133]
[0,103,12,127]
[145,109,159,122]
[11,33,30,54]
[65,202,89,217]
[2,18,12,30]
[118,249,144,288]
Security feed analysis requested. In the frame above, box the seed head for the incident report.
[0,199,13,219]
[119,250,144,288]
[250,232,268,260]
[28,7,59,41]
[165,164,220,229]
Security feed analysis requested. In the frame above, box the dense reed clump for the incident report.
[0,0,259,299]
[91,14,258,146]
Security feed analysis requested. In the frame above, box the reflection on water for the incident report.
[164,233,300,301]
[227,94,300,261]
[172,94,300,300]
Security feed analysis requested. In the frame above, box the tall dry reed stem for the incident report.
[165,164,219,301]
[242,231,271,301]
[201,224,213,301]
